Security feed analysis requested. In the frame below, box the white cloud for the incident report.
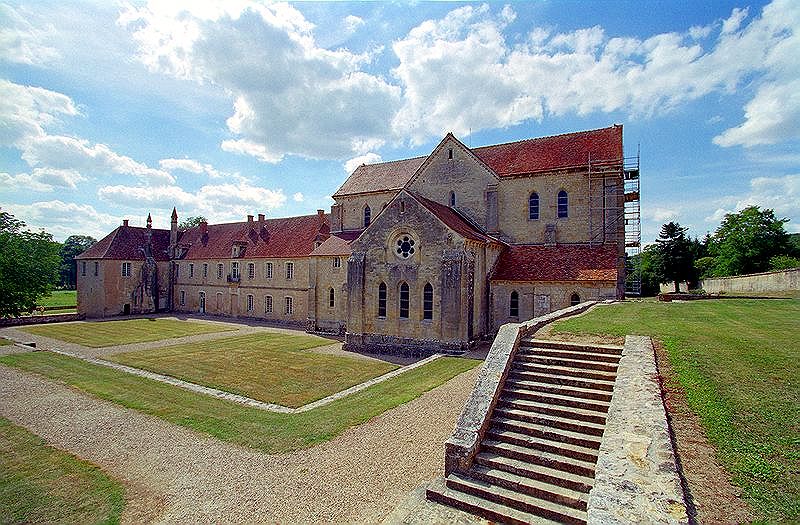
[647,207,679,223]
[344,152,382,174]
[0,168,84,192]
[98,181,288,224]
[704,174,799,229]
[0,4,59,65]
[721,7,749,34]
[159,158,222,178]
[0,80,79,146]
[292,192,304,202]
[343,15,364,36]
[1,200,120,241]
[121,2,401,162]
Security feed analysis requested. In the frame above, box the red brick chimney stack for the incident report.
[123,219,129,227]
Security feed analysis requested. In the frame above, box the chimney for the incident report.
[247,214,254,224]
[146,213,152,229]
[200,221,208,234]
[123,219,129,227]
[258,213,265,223]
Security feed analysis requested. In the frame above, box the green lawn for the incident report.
[0,338,12,346]
[550,299,799,522]
[0,352,478,454]
[21,318,235,347]
[37,290,77,308]
[0,417,125,525]
[107,332,398,407]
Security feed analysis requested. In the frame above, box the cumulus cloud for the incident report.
[343,15,364,36]
[121,1,401,162]
[704,174,800,230]
[292,192,304,202]
[0,3,59,65]
[0,168,84,192]
[344,152,382,174]
[159,158,222,178]
[2,200,121,241]
[98,181,288,224]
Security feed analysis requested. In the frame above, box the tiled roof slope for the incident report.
[472,126,623,177]
[413,193,500,244]
[76,226,171,261]
[178,213,328,260]
[332,156,426,197]
[491,244,619,282]
[310,234,352,256]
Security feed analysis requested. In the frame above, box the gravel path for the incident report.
[0,362,480,524]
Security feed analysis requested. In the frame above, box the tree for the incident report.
[626,245,662,296]
[59,235,97,289]
[0,211,61,317]
[709,206,790,277]
[769,255,800,271]
[179,216,207,229]
[654,222,695,293]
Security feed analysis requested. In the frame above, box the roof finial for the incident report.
[171,207,178,221]
[146,213,152,228]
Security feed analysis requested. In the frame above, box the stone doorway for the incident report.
[199,292,206,314]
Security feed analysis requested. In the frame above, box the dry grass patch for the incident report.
[22,318,235,347]
[107,332,399,407]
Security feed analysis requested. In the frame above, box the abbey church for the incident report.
[77,125,635,354]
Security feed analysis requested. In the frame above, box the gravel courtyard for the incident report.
[0,353,479,523]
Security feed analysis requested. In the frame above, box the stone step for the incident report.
[508,369,616,392]
[426,477,557,525]
[520,347,621,364]
[497,396,607,425]
[516,354,619,373]
[446,473,588,525]
[491,416,603,450]
[469,464,589,511]
[513,360,618,382]
[486,428,599,463]
[475,451,594,494]
[502,387,611,413]
[505,378,613,402]
[482,439,596,478]
[495,407,606,437]
[521,339,623,356]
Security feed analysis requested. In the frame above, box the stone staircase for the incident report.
[427,339,623,524]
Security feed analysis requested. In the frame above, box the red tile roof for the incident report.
[178,213,329,260]
[412,193,500,244]
[310,234,352,256]
[76,226,171,261]
[473,126,623,177]
[332,156,426,197]
[491,244,620,282]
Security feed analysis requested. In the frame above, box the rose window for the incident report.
[395,235,416,259]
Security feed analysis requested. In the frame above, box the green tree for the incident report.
[627,245,662,296]
[0,211,61,317]
[709,206,790,276]
[694,256,716,279]
[59,235,97,289]
[654,222,695,293]
[178,216,207,229]
[769,255,800,271]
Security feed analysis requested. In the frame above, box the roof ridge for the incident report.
[357,154,428,169]
[470,125,620,152]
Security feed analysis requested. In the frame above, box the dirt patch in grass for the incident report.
[653,339,754,525]
[534,323,624,346]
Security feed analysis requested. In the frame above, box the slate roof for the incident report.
[333,126,623,197]
[491,244,620,282]
[177,213,329,260]
[412,193,500,244]
[332,156,426,197]
[310,234,352,257]
[76,226,171,261]
[472,125,623,177]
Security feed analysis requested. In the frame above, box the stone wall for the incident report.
[0,313,84,327]
[335,190,397,231]
[701,268,800,294]
[309,254,348,333]
[77,259,169,318]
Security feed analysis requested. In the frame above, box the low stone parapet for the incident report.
[0,313,84,327]
[587,335,688,524]
[444,301,600,477]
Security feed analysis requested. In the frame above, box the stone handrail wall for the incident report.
[444,300,601,476]
[0,313,84,327]
[587,336,688,524]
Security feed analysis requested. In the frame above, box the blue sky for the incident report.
[1,0,798,243]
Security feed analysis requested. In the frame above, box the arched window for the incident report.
[399,282,410,319]
[378,282,387,318]
[329,287,335,308]
[423,283,433,320]
[557,190,568,218]
[364,205,371,227]
[570,293,580,306]
[528,192,539,220]
[449,191,456,207]
[510,291,519,317]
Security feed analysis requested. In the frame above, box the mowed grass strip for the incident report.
[37,290,77,308]
[107,333,398,407]
[22,318,235,347]
[0,416,125,525]
[0,337,12,346]
[0,352,478,454]
[550,299,800,522]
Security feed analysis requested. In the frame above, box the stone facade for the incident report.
[77,126,630,354]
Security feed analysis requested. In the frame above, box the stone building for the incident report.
[77,125,630,354]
